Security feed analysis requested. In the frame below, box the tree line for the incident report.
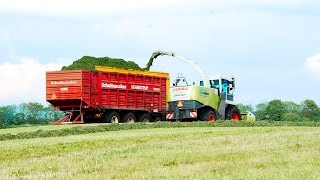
[0,102,64,127]
[238,99,320,121]
[0,99,319,127]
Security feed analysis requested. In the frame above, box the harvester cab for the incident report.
[149,50,254,122]
[203,76,235,101]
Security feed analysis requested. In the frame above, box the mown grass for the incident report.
[0,126,319,179]
[0,121,320,141]
[0,123,103,135]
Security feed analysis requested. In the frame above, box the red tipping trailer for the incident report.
[46,67,170,124]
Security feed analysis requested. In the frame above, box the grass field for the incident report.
[1,125,320,179]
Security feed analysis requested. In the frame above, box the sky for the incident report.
[0,0,320,106]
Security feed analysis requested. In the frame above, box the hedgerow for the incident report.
[1,121,320,141]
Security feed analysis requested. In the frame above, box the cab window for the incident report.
[221,79,229,93]
[209,80,220,89]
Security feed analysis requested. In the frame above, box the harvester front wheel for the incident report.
[225,106,241,121]
[123,112,136,123]
[200,110,217,122]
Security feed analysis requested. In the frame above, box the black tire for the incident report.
[123,112,136,123]
[104,111,120,123]
[155,117,162,122]
[138,113,151,123]
[225,106,241,121]
[199,109,217,122]
[101,114,108,123]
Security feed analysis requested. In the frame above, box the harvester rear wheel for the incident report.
[106,111,120,123]
[123,112,136,123]
[225,106,241,121]
[199,110,217,122]
[138,113,151,123]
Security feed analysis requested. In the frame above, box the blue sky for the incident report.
[0,0,320,106]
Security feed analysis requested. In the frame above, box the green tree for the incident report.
[254,102,268,120]
[20,102,46,124]
[0,105,17,125]
[282,112,303,122]
[44,105,64,123]
[301,99,319,120]
[12,112,26,125]
[237,103,254,113]
[284,101,300,113]
[265,99,287,121]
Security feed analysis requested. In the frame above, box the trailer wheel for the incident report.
[123,112,136,123]
[155,117,162,122]
[225,106,241,121]
[199,110,216,122]
[107,111,120,123]
[138,113,151,123]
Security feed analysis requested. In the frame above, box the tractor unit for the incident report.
[149,50,251,122]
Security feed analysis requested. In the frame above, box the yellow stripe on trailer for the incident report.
[95,66,169,77]
[95,66,171,107]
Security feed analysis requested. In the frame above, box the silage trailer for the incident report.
[46,67,170,124]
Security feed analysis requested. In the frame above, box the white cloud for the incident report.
[0,58,65,105]
[0,0,318,16]
[305,53,320,76]
[0,28,10,41]
[0,0,180,16]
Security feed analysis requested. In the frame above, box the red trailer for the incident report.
[46,66,170,124]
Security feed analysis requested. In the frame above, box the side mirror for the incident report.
[228,87,234,92]
[231,77,235,89]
